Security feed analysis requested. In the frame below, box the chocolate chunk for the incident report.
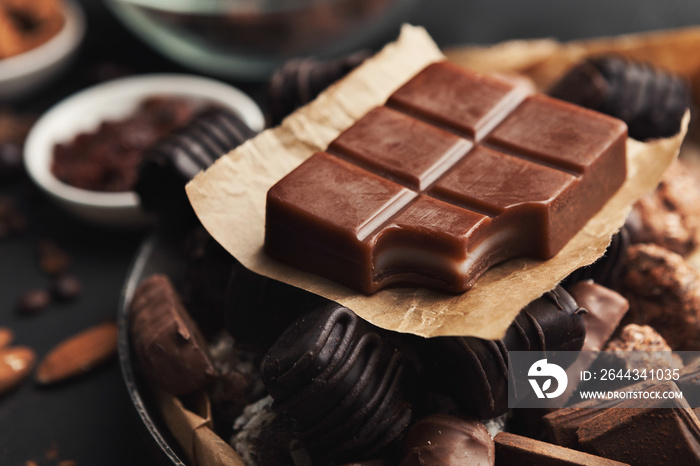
[625,159,700,256]
[619,243,700,350]
[16,288,50,314]
[417,285,585,419]
[135,107,256,226]
[605,323,678,353]
[399,414,494,466]
[494,432,629,466]
[129,274,218,396]
[260,303,417,463]
[569,281,629,352]
[549,54,690,140]
[50,274,82,301]
[577,382,700,465]
[563,227,630,290]
[267,51,371,125]
[265,61,627,294]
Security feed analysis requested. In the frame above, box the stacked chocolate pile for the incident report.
[128,53,700,465]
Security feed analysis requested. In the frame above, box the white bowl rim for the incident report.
[24,73,265,210]
[0,0,85,82]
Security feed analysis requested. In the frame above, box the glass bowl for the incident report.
[103,0,418,80]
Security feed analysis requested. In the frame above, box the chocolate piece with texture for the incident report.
[266,61,627,294]
[569,281,629,352]
[678,360,700,408]
[135,107,256,226]
[267,51,371,125]
[494,432,629,466]
[543,377,660,450]
[399,413,494,466]
[549,54,690,140]
[417,285,585,419]
[577,382,700,466]
[625,159,700,256]
[619,243,700,350]
[261,302,417,463]
[130,274,218,396]
[563,228,630,290]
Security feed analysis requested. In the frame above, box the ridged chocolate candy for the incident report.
[261,302,416,463]
[417,285,586,419]
[135,107,256,225]
[549,55,690,140]
[267,51,371,125]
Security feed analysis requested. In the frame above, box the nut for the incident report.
[0,346,36,395]
[0,327,13,347]
[36,322,118,385]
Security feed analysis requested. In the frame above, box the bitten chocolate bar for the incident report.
[265,62,627,294]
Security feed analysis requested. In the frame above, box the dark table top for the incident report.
[2,0,700,464]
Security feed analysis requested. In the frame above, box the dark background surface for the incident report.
[2,0,700,464]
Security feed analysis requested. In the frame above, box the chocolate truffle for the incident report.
[261,302,417,463]
[130,274,218,396]
[417,285,586,419]
[549,54,690,140]
[399,413,494,466]
[619,243,700,350]
[625,159,700,257]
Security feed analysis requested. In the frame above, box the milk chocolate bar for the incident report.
[265,62,627,294]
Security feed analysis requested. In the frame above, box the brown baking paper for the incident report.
[155,387,245,466]
[187,24,687,340]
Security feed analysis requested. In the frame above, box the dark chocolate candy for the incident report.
[267,51,371,125]
[260,302,417,463]
[265,61,627,294]
[129,274,218,396]
[549,54,690,140]
[399,413,494,466]
[562,227,630,290]
[543,379,677,450]
[577,382,700,466]
[135,107,255,226]
[494,432,629,466]
[417,285,585,419]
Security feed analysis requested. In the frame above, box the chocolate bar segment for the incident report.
[265,62,627,294]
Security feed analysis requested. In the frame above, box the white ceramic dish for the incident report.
[0,0,85,101]
[24,73,265,227]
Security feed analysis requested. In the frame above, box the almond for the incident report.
[0,346,35,395]
[0,327,13,348]
[36,322,117,385]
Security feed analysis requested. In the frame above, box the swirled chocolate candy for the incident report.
[265,61,627,294]
[267,51,371,125]
[549,55,690,140]
[416,285,585,419]
[130,274,218,396]
[135,107,256,225]
[260,302,417,463]
[399,413,495,466]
